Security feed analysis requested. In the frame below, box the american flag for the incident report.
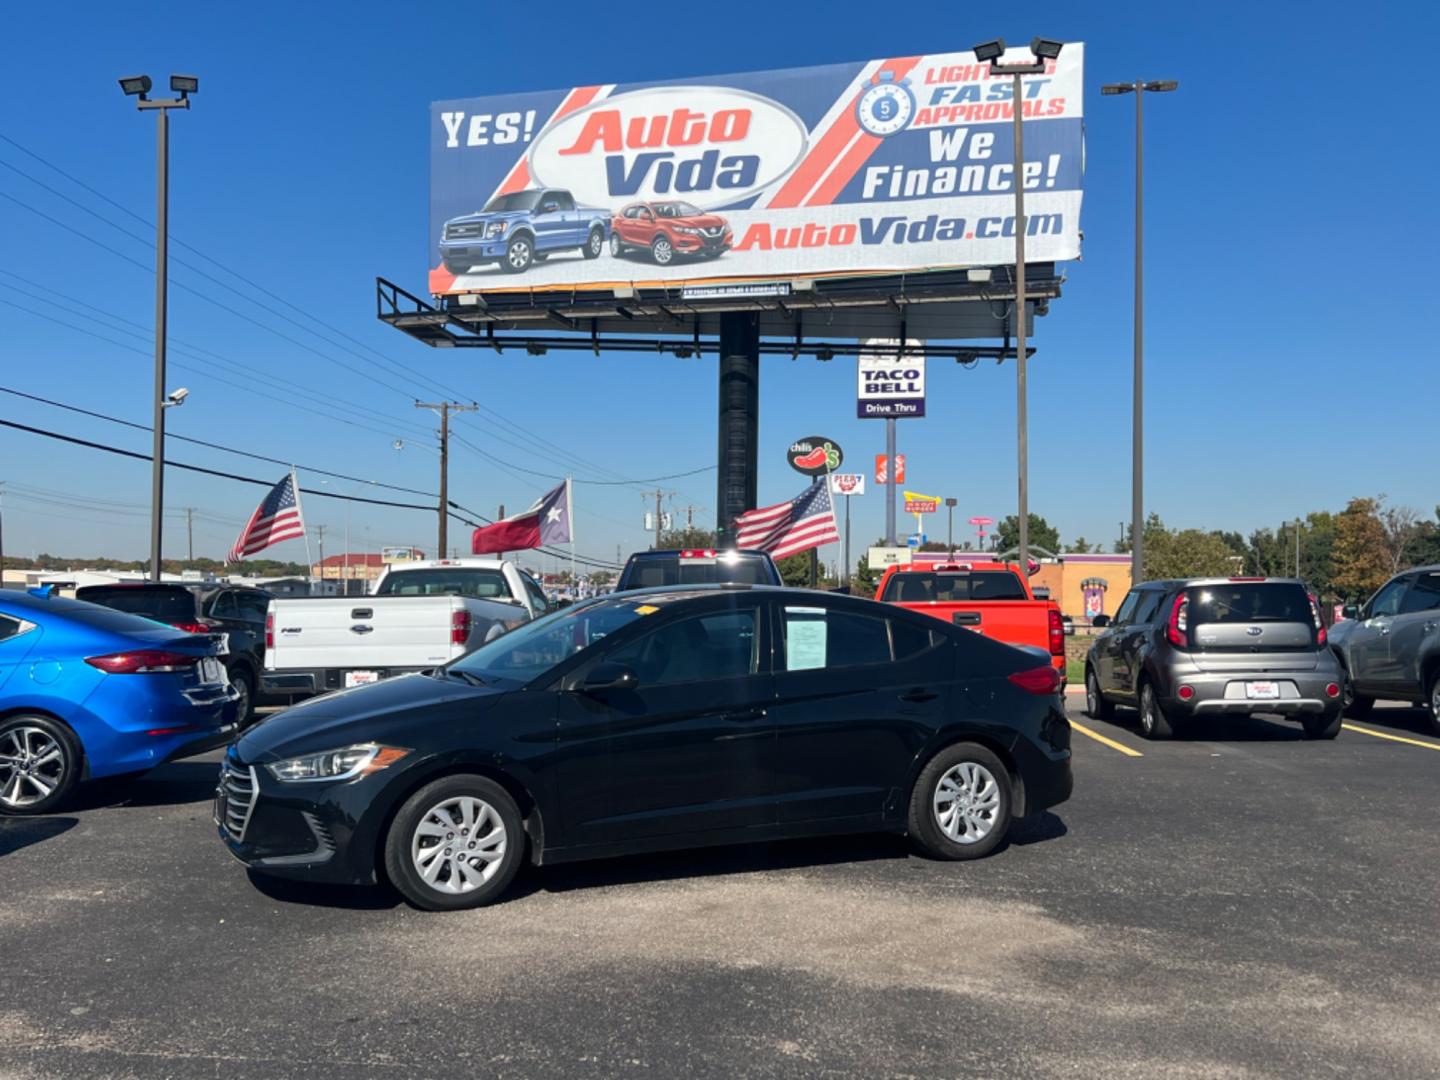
[227,473,306,563]
[735,479,840,560]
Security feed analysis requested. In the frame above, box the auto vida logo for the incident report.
[1246,626,1264,636]
[528,87,809,211]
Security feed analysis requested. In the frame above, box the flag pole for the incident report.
[566,475,576,593]
[293,467,315,587]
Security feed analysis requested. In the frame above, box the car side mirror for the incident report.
[1091,614,1110,629]
[1341,603,1359,620]
[580,662,637,693]
[542,202,559,214]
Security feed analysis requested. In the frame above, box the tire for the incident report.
[583,226,604,259]
[1425,670,1440,736]
[609,232,624,257]
[907,742,1013,861]
[383,774,524,911]
[1342,681,1375,719]
[651,234,675,266]
[1302,709,1342,740]
[1084,667,1114,720]
[0,714,82,815]
[1138,682,1174,740]
[502,234,534,274]
[229,665,256,729]
[442,259,470,275]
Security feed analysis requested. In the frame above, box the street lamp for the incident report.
[1102,78,1178,585]
[120,73,196,580]
[945,497,958,553]
[971,37,1064,578]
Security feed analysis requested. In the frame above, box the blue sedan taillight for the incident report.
[84,650,202,674]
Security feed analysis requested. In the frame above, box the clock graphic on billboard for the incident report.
[855,71,916,137]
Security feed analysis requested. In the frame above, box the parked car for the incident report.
[1083,577,1342,740]
[262,559,551,700]
[610,200,733,265]
[0,590,236,814]
[439,188,609,275]
[876,561,1066,684]
[219,585,1072,910]
[615,548,782,591]
[76,582,271,725]
[1328,565,1440,730]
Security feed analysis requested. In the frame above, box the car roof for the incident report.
[624,549,770,559]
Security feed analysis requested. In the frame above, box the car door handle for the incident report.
[722,707,767,723]
[900,689,939,703]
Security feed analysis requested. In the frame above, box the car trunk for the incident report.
[267,597,464,671]
[1185,582,1320,674]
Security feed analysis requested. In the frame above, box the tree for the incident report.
[1331,497,1391,600]
[1068,537,1094,554]
[657,525,717,551]
[853,543,883,598]
[995,514,1061,555]
[1144,527,1240,580]
[1378,500,1422,575]
[776,552,814,588]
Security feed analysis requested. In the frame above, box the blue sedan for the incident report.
[0,590,238,814]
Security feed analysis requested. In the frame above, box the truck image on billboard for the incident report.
[430,44,1084,295]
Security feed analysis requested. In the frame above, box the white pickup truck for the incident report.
[261,559,551,700]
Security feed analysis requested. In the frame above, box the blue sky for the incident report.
[1,0,1436,572]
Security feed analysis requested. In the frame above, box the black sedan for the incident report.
[218,587,1072,910]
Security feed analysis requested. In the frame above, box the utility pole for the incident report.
[185,507,194,563]
[649,489,665,550]
[885,418,897,545]
[0,481,6,589]
[416,401,476,558]
[315,524,326,590]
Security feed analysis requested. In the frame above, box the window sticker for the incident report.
[784,608,827,671]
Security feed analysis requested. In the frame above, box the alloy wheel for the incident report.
[508,240,531,270]
[931,762,1000,845]
[653,238,673,265]
[410,795,507,895]
[1086,672,1100,715]
[1141,687,1156,736]
[589,230,603,255]
[0,726,66,809]
[609,233,622,256]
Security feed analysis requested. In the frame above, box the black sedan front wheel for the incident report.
[0,715,80,815]
[907,742,1012,860]
[383,775,524,910]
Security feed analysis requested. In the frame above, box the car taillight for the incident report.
[171,622,210,634]
[1008,665,1062,695]
[1167,593,1189,649]
[451,609,472,647]
[265,612,274,651]
[1047,608,1065,656]
[1308,593,1327,647]
[85,650,201,674]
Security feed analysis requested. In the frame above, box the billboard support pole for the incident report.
[717,313,759,548]
[885,418,897,545]
[843,493,851,590]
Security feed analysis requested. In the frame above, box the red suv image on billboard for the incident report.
[609,201,733,265]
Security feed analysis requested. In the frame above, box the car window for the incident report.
[0,614,24,643]
[1132,590,1166,625]
[623,205,643,219]
[880,570,1027,602]
[374,568,511,599]
[780,605,890,671]
[604,610,758,686]
[521,574,549,616]
[207,591,238,620]
[1111,591,1141,627]
[78,586,196,623]
[547,191,575,211]
[891,618,944,661]
[1398,573,1440,614]
[235,592,270,624]
[638,206,654,221]
[1368,578,1409,618]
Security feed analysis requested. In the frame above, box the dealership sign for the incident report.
[858,339,926,418]
[430,45,1085,294]
[788,436,843,477]
[828,473,865,496]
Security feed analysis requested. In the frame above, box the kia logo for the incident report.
[1245,626,1263,637]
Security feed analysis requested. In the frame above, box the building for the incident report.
[311,553,390,584]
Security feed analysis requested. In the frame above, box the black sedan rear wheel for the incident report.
[1085,667,1114,720]
[0,714,80,815]
[383,774,524,911]
[907,742,1012,861]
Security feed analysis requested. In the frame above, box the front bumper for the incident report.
[439,238,508,265]
[672,232,731,254]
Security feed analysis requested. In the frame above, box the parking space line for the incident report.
[1341,723,1440,751]
[1068,718,1144,758]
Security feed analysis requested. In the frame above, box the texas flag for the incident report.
[471,478,572,554]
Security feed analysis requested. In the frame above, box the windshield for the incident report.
[76,587,196,623]
[620,554,775,590]
[374,568,513,600]
[482,191,542,213]
[881,571,1028,603]
[1189,583,1311,624]
[655,202,703,218]
[448,595,669,687]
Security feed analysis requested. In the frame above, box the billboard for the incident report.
[430,45,1084,295]
[829,473,866,496]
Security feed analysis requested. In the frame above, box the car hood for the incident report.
[235,672,508,763]
[449,209,531,225]
[674,214,727,228]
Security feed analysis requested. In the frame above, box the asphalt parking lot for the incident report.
[2,695,1438,1079]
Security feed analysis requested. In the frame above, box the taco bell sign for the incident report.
[857,340,925,419]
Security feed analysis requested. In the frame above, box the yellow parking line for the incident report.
[1068,717,1144,758]
[1341,723,1440,751]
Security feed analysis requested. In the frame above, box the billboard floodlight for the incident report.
[1101,84,1134,95]
[972,39,1006,62]
[1145,80,1179,92]
[1030,38,1064,60]
[118,75,152,97]
[170,74,199,96]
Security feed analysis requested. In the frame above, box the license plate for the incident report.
[345,670,379,688]
[1245,681,1279,700]
[200,657,227,685]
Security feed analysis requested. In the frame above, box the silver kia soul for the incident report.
[1083,578,1344,739]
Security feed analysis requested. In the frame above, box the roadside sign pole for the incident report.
[717,313,760,548]
[843,493,851,589]
[885,418,897,545]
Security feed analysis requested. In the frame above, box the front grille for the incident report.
[700,226,726,237]
[445,222,485,240]
[216,762,258,842]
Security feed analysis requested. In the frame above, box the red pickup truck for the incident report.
[876,561,1066,683]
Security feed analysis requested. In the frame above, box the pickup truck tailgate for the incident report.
[268,598,461,671]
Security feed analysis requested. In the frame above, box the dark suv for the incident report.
[76,583,271,724]
[1083,577,1343,739]
[615,549,782,591]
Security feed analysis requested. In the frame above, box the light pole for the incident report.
[1102,78,1178,585]
[945,497,957,553]
[972,38,1064,578]
[120,74,196,581]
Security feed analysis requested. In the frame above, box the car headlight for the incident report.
[485,222,507,238]
[265,743,410,783]
[676,226,699,234]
